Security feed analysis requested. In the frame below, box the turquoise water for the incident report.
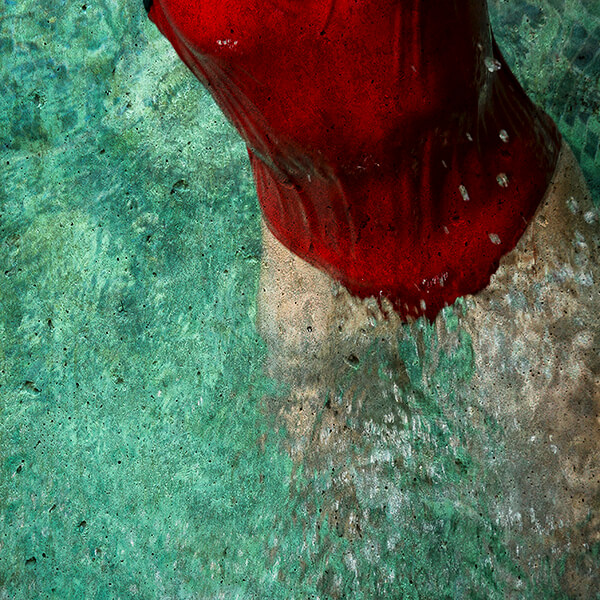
[1,1,599,598]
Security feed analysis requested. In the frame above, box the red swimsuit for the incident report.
[146,0,560,320]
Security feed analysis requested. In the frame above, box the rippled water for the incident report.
[0,1,598,598]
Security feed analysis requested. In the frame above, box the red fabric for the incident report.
[147,0,560,320]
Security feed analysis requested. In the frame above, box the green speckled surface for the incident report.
[1,1,599,598]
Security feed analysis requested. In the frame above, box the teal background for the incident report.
[0,1,599,598]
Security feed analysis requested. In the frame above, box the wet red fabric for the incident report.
[147,0,560,320]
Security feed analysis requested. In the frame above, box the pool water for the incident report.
[0,1,599,598]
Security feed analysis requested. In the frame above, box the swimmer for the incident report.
[144,1,599,595]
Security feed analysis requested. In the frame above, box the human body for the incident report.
[145,1,599,594]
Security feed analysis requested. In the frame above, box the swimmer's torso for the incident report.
[147,0,560,320]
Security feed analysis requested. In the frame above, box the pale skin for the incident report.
[256,141,600,594]
[143,0,598,592]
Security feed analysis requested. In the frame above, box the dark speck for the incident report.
[24,380,41,393]
[345,354,360,367]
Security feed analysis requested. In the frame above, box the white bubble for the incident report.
[459,184,470,201]
[499,129,509,143]
[485,57,502,72]
[583,210,597,224]
[496,173,509,188]
[567,197,579,213]
[489,233,502,245]
[216,39,239,47]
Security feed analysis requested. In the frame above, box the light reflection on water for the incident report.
[0,0,598,598]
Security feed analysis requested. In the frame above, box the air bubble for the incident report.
[485,57,502,72]
[420,299,427,311]
[216,39,239,47]
[466,132,473,141]
[499,129,509,143]
[583,210,597,224]
[496,173,509,188]
[489,233,501,245]
[443,226,449,234]
[567,197,579,213]
[459,185,470,201]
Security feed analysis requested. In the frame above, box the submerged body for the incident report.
[257,141,600,596]
[146,0,560,320]
[145,0,599,595]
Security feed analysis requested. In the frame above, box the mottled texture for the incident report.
[462,143,600,598]
[257,143,600,598]
[0,1,599,599]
